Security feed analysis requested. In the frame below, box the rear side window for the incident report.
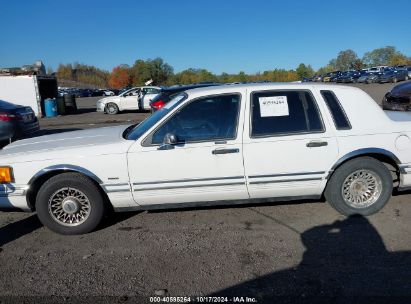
[251,90,324,137]
[320,90,351,130]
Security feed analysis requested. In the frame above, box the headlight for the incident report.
[0,167,14,183]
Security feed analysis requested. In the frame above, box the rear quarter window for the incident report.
[320,90,351,130]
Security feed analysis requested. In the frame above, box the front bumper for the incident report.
[0,184,31,211]
[96,102,105,112]
[399,165,411,190]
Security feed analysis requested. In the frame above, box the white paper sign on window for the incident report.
[258,96,289,117]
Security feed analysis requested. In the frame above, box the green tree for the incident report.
[362,46,399,67]
[296,63,314,79]
[333,49,360,71]
[130,57,173,85]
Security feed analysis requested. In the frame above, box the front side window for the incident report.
[149,94,241,145]
[124,89,139,96]
[251,90,323,137]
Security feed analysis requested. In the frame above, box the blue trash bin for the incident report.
[44,98,58,117]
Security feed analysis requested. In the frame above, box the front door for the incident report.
[121,88,140,110]
[127,92,249,206]
[243,89,338,199]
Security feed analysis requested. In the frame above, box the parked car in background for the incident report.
[149,83,221,112]
[379,69,409,83]
[337,71,362,83]
[96,86,161,114]
[330,71,343,82]
[312,75,323,82]
[103,90,116,96]
[407,67,411,79]
[357,72,376,84]
[0,100,39,143]
[368,66,388,73]
[383,81,411,111]
[323,71,341,82]
[2,83,411,235]
[322,73,333,82]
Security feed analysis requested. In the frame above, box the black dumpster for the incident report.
[64,94,77,114]
[56,97,66,115]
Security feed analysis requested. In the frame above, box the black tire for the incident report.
[36,173,106,235]
[324,157,392,216]
[105,102,119,115]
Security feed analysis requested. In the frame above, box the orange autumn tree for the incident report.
[108,65,131,88]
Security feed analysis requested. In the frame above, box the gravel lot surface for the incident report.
[1,82,411,303]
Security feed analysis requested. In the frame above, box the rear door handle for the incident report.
[212,148,240,155]
[306,141,328,148]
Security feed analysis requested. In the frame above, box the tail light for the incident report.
[0,113,19,122]
[151,100,165,110]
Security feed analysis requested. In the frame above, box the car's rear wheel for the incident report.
[36,173,106,235]
[105,103,119,115]
[325,157,393,216]
[392,77,398,83]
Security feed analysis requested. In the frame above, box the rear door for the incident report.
[243,88,338,199]
[141,87,161,110]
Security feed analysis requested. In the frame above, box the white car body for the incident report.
[1,83,411,230]
[96,86,161,113]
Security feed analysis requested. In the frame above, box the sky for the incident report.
[1,0,411,74]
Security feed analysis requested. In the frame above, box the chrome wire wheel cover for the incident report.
[48,187,91,226]
[342,170,382,208]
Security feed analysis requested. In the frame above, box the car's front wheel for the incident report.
[36,173,106,235]
[325,157,393,216]
[105,103,119,115]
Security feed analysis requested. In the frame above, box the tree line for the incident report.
[56,46,411,88]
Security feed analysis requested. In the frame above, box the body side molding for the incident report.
[28,164,104,186]
[328,148,402,178]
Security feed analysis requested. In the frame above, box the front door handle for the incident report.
[212,148,240,155]
[306,141,328,148]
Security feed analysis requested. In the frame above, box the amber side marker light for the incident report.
[0,167,14,183]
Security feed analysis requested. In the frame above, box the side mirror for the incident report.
[158,133,178,150]
[164,133,177,145]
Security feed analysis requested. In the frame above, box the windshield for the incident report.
[125,93,187,140]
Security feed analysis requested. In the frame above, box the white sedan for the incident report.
[1,83,411,235]
[97,86,161,114]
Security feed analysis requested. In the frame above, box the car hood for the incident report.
[0,125,131,159]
